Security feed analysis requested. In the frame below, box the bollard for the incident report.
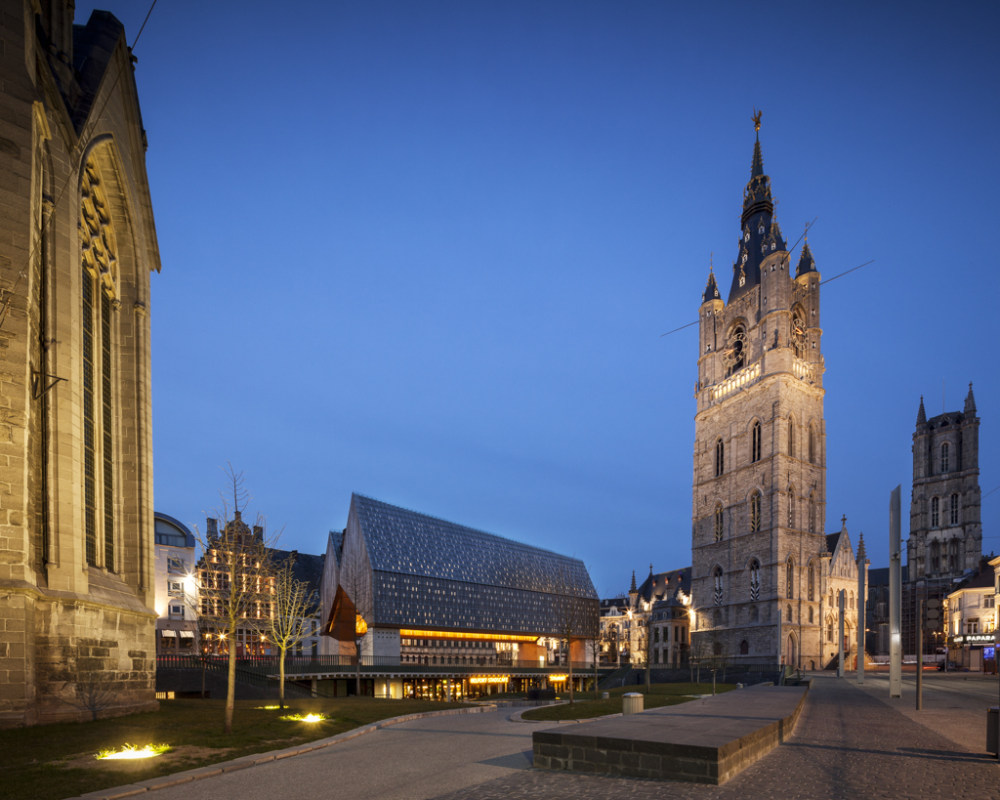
[622,692,644,715]
[988,708,999,756]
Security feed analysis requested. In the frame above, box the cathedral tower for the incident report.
[690,118,825,669]
[903,385,982,654]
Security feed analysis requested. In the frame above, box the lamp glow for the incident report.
[279,712,327,723]
[96,743,170,761]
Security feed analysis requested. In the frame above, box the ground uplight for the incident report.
[279,712,327,723]
[95,743,170,760]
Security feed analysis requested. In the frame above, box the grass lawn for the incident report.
[520,682,736,722]
[0,696,468,800]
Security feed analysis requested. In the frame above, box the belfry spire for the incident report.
[729,111,776,303]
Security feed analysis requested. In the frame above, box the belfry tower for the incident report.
[690,116,826,669]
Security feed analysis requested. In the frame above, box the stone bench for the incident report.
[532,683,808,785]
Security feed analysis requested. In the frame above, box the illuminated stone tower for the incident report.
[690,117,825,669]
[903,386,981,654]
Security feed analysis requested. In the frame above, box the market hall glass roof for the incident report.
[348,494,599,637]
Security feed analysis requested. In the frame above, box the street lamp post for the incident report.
[354,612,367,697]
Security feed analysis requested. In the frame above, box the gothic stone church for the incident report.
[690,124,863,670]
[0,4,160,724]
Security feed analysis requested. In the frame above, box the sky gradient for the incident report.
[77,0,1000,597]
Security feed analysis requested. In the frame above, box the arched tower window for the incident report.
[713,566,724,606]
[751,420,762,463]
[931,497,939,527]
[808,606,814,623]
[949,539,959,570]
[749,558,760,601]
[750,490,762,532]
[950,493,959,526]
[786,557,794,599]
[808,424,816,464]
[808,497,816,534]
[787,487,795,528]
[788,417,795,458]
[740,640,749,655]
[80,157,119,570]
[715,438,724,477]
[786,604,793,622]
[724,324,746,376]
[807,562,815,601]
[940,442,950,473]
[714,503,724,542]
[930,540,940,573]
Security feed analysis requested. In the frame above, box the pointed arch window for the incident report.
[950,493,959,526]
[751,420,762,463]
[80,157,118,570]
[740,639,749,655]
[713,566,724,606]
[809,497,816,534]
[750,490,762,532]
[749,559,760,602]
[788,418,794,458]
[715,438,724,477]
[787,487,795,528]
[807,562,815,601]
[786,557,794,598]
[931,497,939,527]
[714,503,724,542]
[808,425,816,464]
[940,442,950,473]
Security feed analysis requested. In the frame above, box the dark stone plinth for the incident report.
[532,684,808,785]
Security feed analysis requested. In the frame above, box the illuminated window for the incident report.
[751,421,762,463]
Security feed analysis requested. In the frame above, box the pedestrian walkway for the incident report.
[435,674,999,800]
[71,674,999,800]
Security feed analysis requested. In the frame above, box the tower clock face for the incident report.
[722,327,746,370]
[791,310,806,355]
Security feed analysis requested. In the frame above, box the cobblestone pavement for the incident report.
[431,674,999,800]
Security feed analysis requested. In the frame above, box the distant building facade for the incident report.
[320,495,599,698]
[690,121,826,669]
[0,5,160,725]
[153,513,198,654]
[904,387,982,655]
[945,560,996,672]
[599,567,691,667]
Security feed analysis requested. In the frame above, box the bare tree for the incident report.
[196,466,274,734]
[258,553,317,709]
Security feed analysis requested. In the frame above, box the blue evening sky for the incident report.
[78,1,1000,597]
